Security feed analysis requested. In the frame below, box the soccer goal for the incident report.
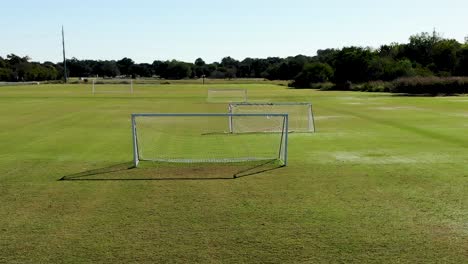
[207,89,247,102]
[131,113,288,167]
[92,78,133,94]
[229,102,315,132]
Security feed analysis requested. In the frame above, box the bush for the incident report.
[390,76,468,95]
[311,82,335,90]
[329,81,353,91]
[355,81,392,92]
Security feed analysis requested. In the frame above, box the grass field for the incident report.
[0,82,467,263]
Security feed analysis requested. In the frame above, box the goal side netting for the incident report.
[207,89,247,102]
[131,113,288,167]
[229,102,315,132]
[92,79,134,94]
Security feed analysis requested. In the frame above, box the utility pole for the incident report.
[62,25,67,83]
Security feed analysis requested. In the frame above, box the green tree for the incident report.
[316,49,339,66]
[369,57,415,81]
[220,56,239,68]
[333,47,374,83]
[238,58,254,78]
[432,39,461,74]
[152,60,169,78]
[285,55,309,79]
[165,60,191,79]
[7,54,30,65]
[116,57,135,76]
[193,58,207,77]
[401,30,443,66]
[67,58,92,77]
[220,57,239,78]
[194,58,205,67]
[93,61,120,77]
[0,56,6,68]
[290,62,334,88]
[0,68,13,81]
[455,45,468,76]
[130,63,153,78]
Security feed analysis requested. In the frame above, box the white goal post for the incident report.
[131,113,288,167]
[207,89,247,102]
[92,79,134,94]
[228,102,315,132]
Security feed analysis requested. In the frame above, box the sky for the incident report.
[1,0,467,63]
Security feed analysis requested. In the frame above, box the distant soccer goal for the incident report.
[229,102,315,132]
[131,113,288,167]
[92,78,133,94]
[207,89,247,102]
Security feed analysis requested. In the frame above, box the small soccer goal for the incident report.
[229,102,315,132]
[207,89,247,102]
[92,78,134,94]
[131,113,288,167]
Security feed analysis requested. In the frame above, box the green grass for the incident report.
[0,83,467,263]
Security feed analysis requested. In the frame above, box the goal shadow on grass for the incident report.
[59,160,283,181]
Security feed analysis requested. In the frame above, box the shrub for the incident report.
[311,82,335,90]
[390,76,468,95]
[331,81,353,91]
[355,81,392,92]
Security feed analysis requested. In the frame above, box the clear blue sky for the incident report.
[1,0,467,63]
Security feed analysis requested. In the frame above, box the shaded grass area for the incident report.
[0,84,467,263]
[59,160,283,181]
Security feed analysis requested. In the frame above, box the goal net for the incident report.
[92,78,133,94]
[229,102,315,132]
[207,89,247,102]
[131,113,288,167]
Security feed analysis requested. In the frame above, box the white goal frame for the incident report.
[207,89,247,102]
[228,102,315,132]
[131,113,288,167]
[92,79,134,94]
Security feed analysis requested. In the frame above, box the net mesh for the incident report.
[133,114,287,165]
[229,103,314,132]
[207,89,247,103]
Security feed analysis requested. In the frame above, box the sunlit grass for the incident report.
[0,83,466,263]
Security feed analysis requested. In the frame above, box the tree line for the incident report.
[0,54,60,81]
[1,31,468,89]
